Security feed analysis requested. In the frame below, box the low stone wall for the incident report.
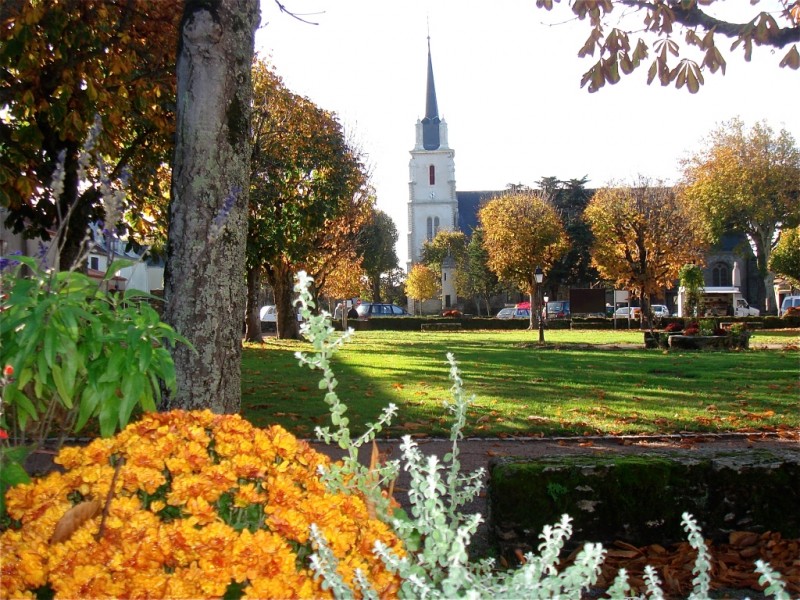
[489,449,800,556]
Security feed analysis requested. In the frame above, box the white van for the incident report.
[780,295,800,317]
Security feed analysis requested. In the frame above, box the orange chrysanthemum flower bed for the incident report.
[1,410,404,599]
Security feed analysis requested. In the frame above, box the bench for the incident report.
[421,322,463,332]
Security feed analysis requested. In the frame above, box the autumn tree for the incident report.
[460,227,500,316]
[356,207,399,302]
[534,0,800,93]
[420,230,468,276]
[405,264,439,314]
[161,0,259,414]
[770,226,800,286]
[322,254,366,306]
[304,182,372,311]
[680,118,800,313]
[0,0,181,269]
[585,177,706,328]
[246,59,367,340]
[478,191,568,329]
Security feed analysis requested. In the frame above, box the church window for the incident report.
[426,217,433,241]
[429,165,435,185]
[712,262,731,286]
[433,217,440,237]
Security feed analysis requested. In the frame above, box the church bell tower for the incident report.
[407,37,458,272]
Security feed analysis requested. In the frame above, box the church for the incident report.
[405,39,501,313]
[404,39,764,316]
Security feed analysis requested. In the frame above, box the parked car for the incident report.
[780,295,800,317]
[650,304,670,318]
[259,304,301,329]
[259,305,277,326]
[355,302,410,318]
[545,300,570,319]
[496,307,530,319]
[614,306,641,318]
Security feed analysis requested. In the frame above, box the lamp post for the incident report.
[534,265,544,343]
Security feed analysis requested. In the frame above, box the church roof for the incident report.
[456,190,504,234]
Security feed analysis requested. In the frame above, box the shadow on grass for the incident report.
[241,333,799,440]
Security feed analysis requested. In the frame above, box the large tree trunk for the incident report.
[269,265,301,340]
[162,0,259,414]
[244,265,263,343]
[750,231,777,314]
[371,276,382,303]
[54,141,90,271]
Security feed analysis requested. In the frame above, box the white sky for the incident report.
[255,0,800,265]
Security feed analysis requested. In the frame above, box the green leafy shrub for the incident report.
[0,256,187,447]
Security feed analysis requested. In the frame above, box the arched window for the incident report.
[712,262,731,286]
[433,216,440,237]
[429,165,435,185]
[426,217,433,241]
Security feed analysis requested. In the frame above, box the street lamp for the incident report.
[534,265,544,343]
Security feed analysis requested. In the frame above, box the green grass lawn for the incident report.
[241,329,799,439]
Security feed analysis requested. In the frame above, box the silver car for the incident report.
[496,307,530,319]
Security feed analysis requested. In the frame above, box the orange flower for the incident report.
[1,410,404,598]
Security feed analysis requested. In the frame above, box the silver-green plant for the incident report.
[294,271,399,519]
[292,272,789,599]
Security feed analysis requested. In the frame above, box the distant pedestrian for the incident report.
[347,306,358,319]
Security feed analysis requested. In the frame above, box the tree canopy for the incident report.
[420,230,468,276]
[770,226,800,286]
[539,176,599,293]
[534,0,800,93]
[0,0,180,268]
[478,191,568,328]
[460,227,500,316]
[585,177,706,324]
[405,264,439,312]
[356,207,399,302]
[246,58,368,339]
[680,118,800,312]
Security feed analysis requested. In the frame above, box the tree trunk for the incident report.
[750,232,775,314]
[641,293,653,331]
[161,0,259,414]
[54,141,90,271]
[372,276,382,303]
[269,264,301,340]
[244,265,263,343]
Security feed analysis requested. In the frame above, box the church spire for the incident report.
[425,36,438,120]
[421,35,441,151]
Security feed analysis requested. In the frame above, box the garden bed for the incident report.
[489,449,800,549]
[643,331,751,350]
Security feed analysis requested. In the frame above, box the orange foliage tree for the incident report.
[478,191,568,329]
[405,264,439,314]
[0,0,181,268]
[534,0,800,93]
[246,59,369,340]
[680,118,800,313]
[585,177,706,326]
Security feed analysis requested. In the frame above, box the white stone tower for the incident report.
[407,37,458,273]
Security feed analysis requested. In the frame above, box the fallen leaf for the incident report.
[51,499,102,544]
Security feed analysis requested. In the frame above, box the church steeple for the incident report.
[421,36,441,151]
